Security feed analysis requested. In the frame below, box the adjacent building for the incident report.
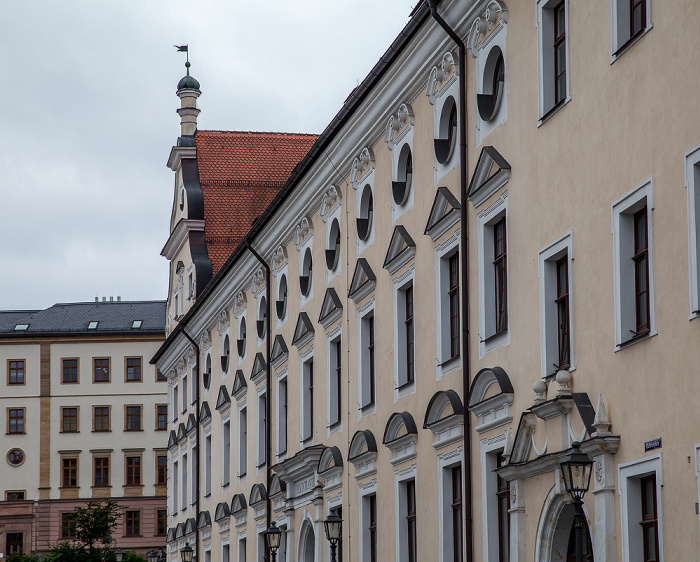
[154,1,700,561]
[0,299,167,557]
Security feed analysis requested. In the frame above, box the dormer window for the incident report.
[14,324,29,331]
[357,185,374,242]
[300,247,313,297]
[87,321,98,330]
[131,320,142,329]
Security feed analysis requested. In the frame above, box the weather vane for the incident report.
[174,44,190,72]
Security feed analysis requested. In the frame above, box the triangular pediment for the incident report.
[383,225,416,273]
[199,401,212,425]
[250,352,267,385]
[467,146,511,207]
[232,369,247,400]
[318,288,343,328]
[185,413,198,434]
[424,187,461,240]
[215,384,231,412]
[176,422,186,443]
[167,430,177,450]
[292,312,315,348]
[510,412,536,464]
[348,258,376,302]
[270,335,289,368]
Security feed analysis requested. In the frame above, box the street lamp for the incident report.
[180,542,194,562]
[115,548,124,562]
[265,521,282,562]
[559,441,593,562]
[146,549,159,562]
[323,509,343,562]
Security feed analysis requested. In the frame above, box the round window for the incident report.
[277,274,288,320]
[477,45,505,122]
[7,449,24,467]
[357,184,374,241]
[435,96,458,164]
[393,145,413,206]
[300,248,313,297]
[257,296,267,338]
[238,318,247,358]
[221,335,230,372]
[203,354,212,390]
[326,218,341,271]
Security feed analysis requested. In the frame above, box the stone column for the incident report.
[591,452,617,562]
[284,505,296,562]
[509,478,526,562]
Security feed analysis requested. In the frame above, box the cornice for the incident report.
[167,146,197,172]
[161,219,206,260]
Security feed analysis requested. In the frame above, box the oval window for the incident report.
[7,449,24,467]
[326,218,341,271]
[300,247,313,297]
[257,296,267,338]
[357,185,374,241]
[477,46,505,122]
[221,335,230,372]
[435,96,458,164]
[204,354,212,390]
[276,274,288,320]
[238,318,247,358]
[393,145,413,206]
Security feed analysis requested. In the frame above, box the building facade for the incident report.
[0,299,167,557]
[154,1,700,561]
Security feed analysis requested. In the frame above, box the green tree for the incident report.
[73,500,125,553]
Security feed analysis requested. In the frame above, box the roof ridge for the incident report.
[196,130,318,137]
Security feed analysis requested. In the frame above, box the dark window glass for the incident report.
[126,406,142,431]
[448,254,460,359]
[94,457,109,486]
[556,256,570,369]
[94,407,109,432]
[94,358,110,382]
[62,514,77,538]
[157,509,167,536]
[368,317,375,405]
[405,286,414,384]
[280,379,288,455]
[452,466,463,562]
[332,339,342,426]
[493,218,508,333]
[157,405,168,430]
[9,360,25,384]
[640,475,659,562]
[633,207,650,333]
[125,511,140,536]
[126,358,142,381]
[62,458,77,487]
[6,491,25,501]
[62,359,78,383]
[157,455,167,485]
[631,0,646,37]
[369,494,377,562]
[497,452,510,562]
[8,408,24,433]
[406,480,417,562]
[6,533,23,555]
[157,369,166,381]
[553,2,567,104]
[126,456,141,486]
[62,408,78,432]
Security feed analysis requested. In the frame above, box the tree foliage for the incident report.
[73,499,125,551]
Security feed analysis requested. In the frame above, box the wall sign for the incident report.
[644,438,662,452]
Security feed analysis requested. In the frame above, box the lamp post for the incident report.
[146,549,160,562]
[323,509,343,562]
[115,548,124,562]
[559,441,593,562]
[180,542,194,562]
[265,521,282,562]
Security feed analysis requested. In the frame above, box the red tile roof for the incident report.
[194,130,317,274]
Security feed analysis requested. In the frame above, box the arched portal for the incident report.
[298,519,316,562]
[535,487,594,562]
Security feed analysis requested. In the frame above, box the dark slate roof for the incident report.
[0,300,166,337]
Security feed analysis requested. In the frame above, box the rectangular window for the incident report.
[62,359,78,383]
[328,337,342,428]
[157,509,167,536]
[612,179,655,348]
[93,358,110,382]
[94,456,110,486]
[125,406,142,431]
[156,405,168,430]
[62,513,77,538]
[182,374,188,413]
[157,454,167,486]
[301,359,314,442]
[8,360,25,385]
[436,243,461,374]
[8,408,25,434]
[6,533,23,556]
[448,254,460,359]
[204,434,212,495]
[238,537,246,562]
[553,2,566,105]
[277,377,288,455]
[62,458,78,487]
[6,491,26,501]
[451,467,463,562]
[126,456,141,486]
[125,511,140,536]
[640,474,659,562]
[359,310,376,410]
[238,408,247,477]
[685,144,700,316]
[126,357,142,382]
[369,494,377,562]
[406,480,417,562]
[222,420,231,485]
[405,286,414,384]
[94,406,110,432]
[537,0,569,119]
[172,461,178,513]
[493,217,508,334]
[612,0,651,56]
[172,386,179,421]
[497,452,510,562]
[157,369,166,382]
[395,279,415,391]
[257,392,267,466]
[61,407,78,433]
[555,256,570,369]
[181,452,188,509]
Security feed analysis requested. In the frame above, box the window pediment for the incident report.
[215,385,231,412]
[468,366,514,432]
[270,335,289,368]
[214,502,230,522]
[176,423,187,443]
[425,187,461,240]
[185,517,197,535]
[383,226,416,274]
[199,401,211,426]
[348,430,378,479]
[175,522,185,538]
[424,390,465,449]
[467,146,511,208]
[185,413,198,435]
[232,370,247,401]
[349,259,376,303]
[250,352,267,385]
[292,312,315,348]
[382,412,418,464]
[318,288,343,328]
[167,430,177,450]
[197,510,211,529]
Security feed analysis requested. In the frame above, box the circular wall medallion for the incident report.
[7,448,25,467]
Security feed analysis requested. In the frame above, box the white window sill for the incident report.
[610,24,653,64]
[614,329,657,351]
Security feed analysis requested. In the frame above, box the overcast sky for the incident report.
[1,0,414,311]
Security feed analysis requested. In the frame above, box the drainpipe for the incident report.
[427,3,473,562]
[181,328,200,562]
[244,240,273,562]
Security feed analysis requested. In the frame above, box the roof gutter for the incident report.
[427,3,473,562]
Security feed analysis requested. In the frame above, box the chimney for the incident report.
[117,296,121,302]
[176,62,201,137]
[95,297,99,302]
[110,296,114,302]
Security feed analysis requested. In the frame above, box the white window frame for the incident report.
[437,447,463,562]
[536,0,571,123]
[299,236,314,309]
[358,479,377,562]
[611,0,652,62]
[221,539,230,562]
[474,21,508,146]
[685,143,700,318]
[435,231,461,379]
[357,298,376,419]
[172,385,179,422]
[430,65,460,184]
[477,192,509,357]
[394,465,418,562]
[204,430,212,497]
[237,402,247,481]
[618,453,664,562]
[256,388,266,471]
[300,349,314,445]
[181,372,188,414]
[326,206,342,284]
[393,266,416,400]
[326,325,343,436]
[538,231,575,378]
[221,417,230,487]
[237,533,247,562]
[480,434,507,562]
[611,178,656,349]
[276,369,288,459]
[190,444,197,507]
[181,451,188,511]
[172,459,179,514]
